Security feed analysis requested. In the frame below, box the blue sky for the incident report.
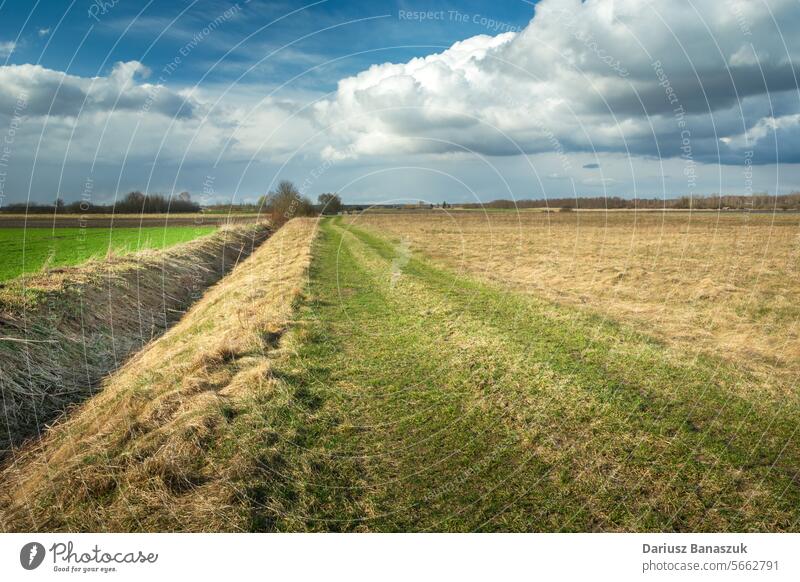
[1,1,534,87]
[1,0,799,205]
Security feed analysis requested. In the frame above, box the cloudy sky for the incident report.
[0,0,798,206]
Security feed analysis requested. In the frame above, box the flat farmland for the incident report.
[0,225,217,281]
[347,210,800,389]
[3,214,800,531]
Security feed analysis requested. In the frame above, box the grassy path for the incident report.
[246,218,800,532]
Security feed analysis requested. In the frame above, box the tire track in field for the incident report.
[265,220,570,531]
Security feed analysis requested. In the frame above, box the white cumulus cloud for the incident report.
[314,0,800,164]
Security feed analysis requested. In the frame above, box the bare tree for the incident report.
[318,193,343,215]
[263,180,315,225]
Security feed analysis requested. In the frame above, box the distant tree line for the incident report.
[1,182,343,222]
[669,193,800,210]
[13,187,797,217]
[457,193,800,211]
[1,191,201,214]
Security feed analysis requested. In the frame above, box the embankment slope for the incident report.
[0,222,271,456]
[0,218,316,532]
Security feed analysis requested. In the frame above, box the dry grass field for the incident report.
[348,210,800,391]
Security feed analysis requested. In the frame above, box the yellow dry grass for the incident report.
[348,210,800,390]
[0,218,318,532]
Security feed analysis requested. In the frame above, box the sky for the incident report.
[0,0,799,206]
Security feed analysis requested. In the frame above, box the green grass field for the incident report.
[0,226,217,281]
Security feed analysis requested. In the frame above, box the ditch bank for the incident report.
[0,222,272,457]
[0,218,317,532]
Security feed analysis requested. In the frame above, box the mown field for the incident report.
[3,214,799,532]
[0,225,217,281]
